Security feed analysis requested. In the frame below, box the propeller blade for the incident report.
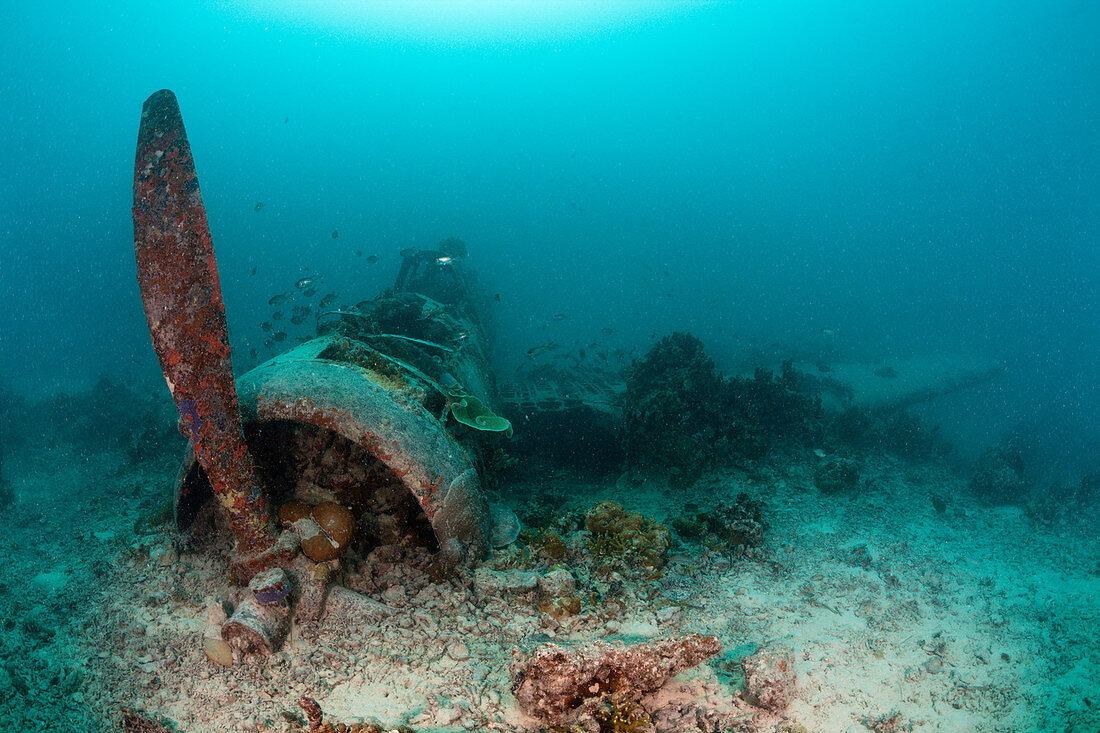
[132,89,276,568]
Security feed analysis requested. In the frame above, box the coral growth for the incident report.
[300,502,357,562]
[670,492,767,551]
[622,332,726,485]
[970,446,1028,504]
[514,485,572,531]
[827,406,946,460]
[594,696,653,732]
[622,334,823,486]
[721,360,823,456]
[538,595,582,620]
[510,633,721,724]
[529,528,569,560]
[586,500,671,569]
[813,456,861,494]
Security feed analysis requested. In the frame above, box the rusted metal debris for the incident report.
[134,91,507,669]
[176,334,493,571]
[132,89,283,580]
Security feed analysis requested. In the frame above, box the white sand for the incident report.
[2,439,1096,731]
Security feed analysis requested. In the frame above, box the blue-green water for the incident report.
[0,2,1097,730]
[2,1,1097,475]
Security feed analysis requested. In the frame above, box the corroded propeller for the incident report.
[132,89,288,581]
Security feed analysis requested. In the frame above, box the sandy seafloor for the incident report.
[1,432,1097,732]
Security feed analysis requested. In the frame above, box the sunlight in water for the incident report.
[225,0,701,44]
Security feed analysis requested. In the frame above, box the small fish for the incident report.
[551,313,569,322]
[578,349,586,360]
[526,341,559,358]
[354,300,373,311]
[249,348,258,360]
[302,287,317,297]
[272,331,288,342]
[268,293,289,306]
[254,202,264,212]
[331,229,339,239]
[290,315,306,325]
[260,321,273,332]
[364,255,379,264]
[319,293,340,308]
[295,277,315,290]
[493,293,502,302]
[600,327,615,336]
[355,249,363,257]
[292,304,311,316]
[271,311,284,321]
[250,267,257,276]
[264,339,275,349]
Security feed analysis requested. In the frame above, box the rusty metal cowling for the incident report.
[175,334,492,569]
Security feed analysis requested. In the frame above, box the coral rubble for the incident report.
[294,696,416,733]
[510,633,721,724]
[741,648,796,713]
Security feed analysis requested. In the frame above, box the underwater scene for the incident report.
[1,2,1098,731]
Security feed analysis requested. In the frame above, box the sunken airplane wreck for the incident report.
[133,89,514,664]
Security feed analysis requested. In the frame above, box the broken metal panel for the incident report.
[498,375,626,418]
[133,89,276,561]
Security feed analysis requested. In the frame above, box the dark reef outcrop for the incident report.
[621,333,823,486]
[969,446,1028,504]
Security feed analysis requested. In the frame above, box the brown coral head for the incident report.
[277,499,311,528]
[313,502,356,544]
[297,502,356,562]
[537,596,582,620]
